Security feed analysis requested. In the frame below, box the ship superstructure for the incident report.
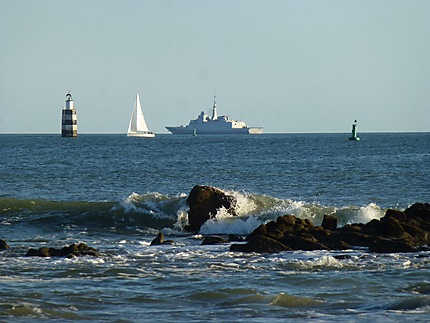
[166,96,263,134]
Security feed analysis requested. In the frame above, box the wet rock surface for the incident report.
[25,243,100,258]
[186,185,237,232]
[0,239,9,250]
[150,232,174,245]
[230,203,430,254]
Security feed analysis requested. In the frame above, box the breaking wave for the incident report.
[0,188,388,236]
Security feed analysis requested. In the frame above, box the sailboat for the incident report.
[127,93,155,138]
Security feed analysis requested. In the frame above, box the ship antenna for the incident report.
[213,89,216,107]
[212,91,218,120]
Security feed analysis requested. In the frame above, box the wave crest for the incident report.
[0,190,387,235]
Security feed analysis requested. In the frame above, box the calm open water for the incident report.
[0,133,429,321]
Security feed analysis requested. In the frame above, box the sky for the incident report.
[0,0,429,134]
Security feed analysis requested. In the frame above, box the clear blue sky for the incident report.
[0,0,429,133]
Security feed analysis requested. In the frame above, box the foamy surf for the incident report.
[167,188,387,234]
[0,190,387,235]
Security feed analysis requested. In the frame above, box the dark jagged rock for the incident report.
[230,235,291,253]
[230,203,430,254]
[150,232,174,245]
[201,236,228,245]
[368,238,415,253]
[25,243,100,258]
[281,234,330,251]
[186,185,237,232]
[0,239,9,250]
[333,254,353,260]
[228,234,245,242]
[25,247,50,257]
[321,214,337,231]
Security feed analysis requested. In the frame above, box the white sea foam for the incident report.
[171,189,321,234]
[119,192,187,221]
[120,192,143,213]
[223,192,336,224]
[174,207,190,231]
[356,203,384,223]
[199,211,261,235]
[332,203,385,226]
[223,189,259,215]
[153,187,387,234]
[313,255,344,268]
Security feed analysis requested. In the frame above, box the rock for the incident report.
[25,243,100,257]
[150,232,174,245]
[186,185,237,232]
[333,254,353,260]
[321,214,337,231]
[150,232,164,245]
[335,226,375,248]
[228,234,245,242]
[246,224,268,241]
[230,235,291,253]
[380,216,410,238]
[230,202,430,254]
[0,239,9,250]
[201,236,228,245]
[405,202,430,220]
[26,247,51,257]
[281,234,330,251]
[369,238,415,253]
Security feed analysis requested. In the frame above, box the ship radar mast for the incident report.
[211,94,218,120]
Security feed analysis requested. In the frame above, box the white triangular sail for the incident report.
[127,94,155,137]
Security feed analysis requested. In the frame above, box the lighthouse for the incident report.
[61,92,78,137]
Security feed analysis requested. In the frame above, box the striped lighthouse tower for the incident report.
[61,92,78,137]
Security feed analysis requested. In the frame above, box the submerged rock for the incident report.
[201,236,228,245]
[230,203,430,254]
[228,234,246,242]
[186,185,237,232]
[25,243,100,258]
[150,232,174,245]
[231,235,291,253]
[0,239,9,250]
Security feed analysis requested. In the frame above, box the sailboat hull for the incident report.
[127,132,155,138]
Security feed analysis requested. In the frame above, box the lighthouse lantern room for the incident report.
[61,92,78,137]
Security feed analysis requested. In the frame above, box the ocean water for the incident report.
[0,133,429,322]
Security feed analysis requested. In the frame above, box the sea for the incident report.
[0,133,429,322]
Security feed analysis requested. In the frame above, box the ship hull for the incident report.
[166,126,263,135]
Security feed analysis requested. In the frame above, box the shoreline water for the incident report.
[1,133,429,321]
